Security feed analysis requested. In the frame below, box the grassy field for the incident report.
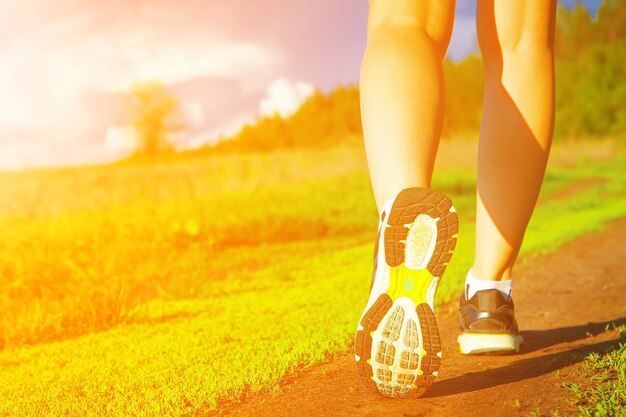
[0,138,624,416]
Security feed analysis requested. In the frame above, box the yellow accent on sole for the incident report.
[386,265,435,303]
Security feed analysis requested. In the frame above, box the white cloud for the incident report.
[0,142,35,170]
[100,35,282,93]
[259,78,315,118]
[0,11,283,132]
[184,78,315,149]
[105,125,138,156]
[200,113,257,146]
[183,101,205,127]
[0,4,288,168]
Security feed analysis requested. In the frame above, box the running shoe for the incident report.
[457,289,523,354]
[354,187,458,398]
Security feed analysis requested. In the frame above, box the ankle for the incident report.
[471,264,513,281]
[465,269,513,301]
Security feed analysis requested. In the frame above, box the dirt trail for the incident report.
[538,177,608,204]
[217,218,626,417]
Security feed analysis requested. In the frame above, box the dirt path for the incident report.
[538,177,608,204]
[217,218,626,417]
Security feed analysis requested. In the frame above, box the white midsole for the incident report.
[458,333,523,355]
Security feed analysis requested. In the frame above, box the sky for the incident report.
[0,0,604,169]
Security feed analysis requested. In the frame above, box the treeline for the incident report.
[209,0,625,153]
[554,0,626,137]
[210,87,362,153]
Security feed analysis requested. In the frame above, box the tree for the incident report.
[128,81,182,155]
[554,0,626,138]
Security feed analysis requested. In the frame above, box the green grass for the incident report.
[0,145,624,416]
[566,325,626,417]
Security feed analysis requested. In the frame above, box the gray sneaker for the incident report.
[457,289,523,354]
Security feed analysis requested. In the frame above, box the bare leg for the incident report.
[360,0,456,211]
[473,0,557,280]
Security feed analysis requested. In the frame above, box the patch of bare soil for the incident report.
[216,218,626,417]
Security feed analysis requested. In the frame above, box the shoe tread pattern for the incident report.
[384,188,458,278]
[355,294,393,392]
[357,188,457,398]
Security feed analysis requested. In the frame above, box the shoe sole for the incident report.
[457,333,523,355]
[355,188,458,398]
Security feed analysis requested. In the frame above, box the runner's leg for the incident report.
[361,0,456,211]
[473,0,557,281]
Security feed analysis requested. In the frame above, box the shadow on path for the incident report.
[425,316,626,398]
[520,316,626,353]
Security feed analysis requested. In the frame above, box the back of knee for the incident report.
[368,0,454,58]
[478,3,555,66]
[480,32,554,74]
